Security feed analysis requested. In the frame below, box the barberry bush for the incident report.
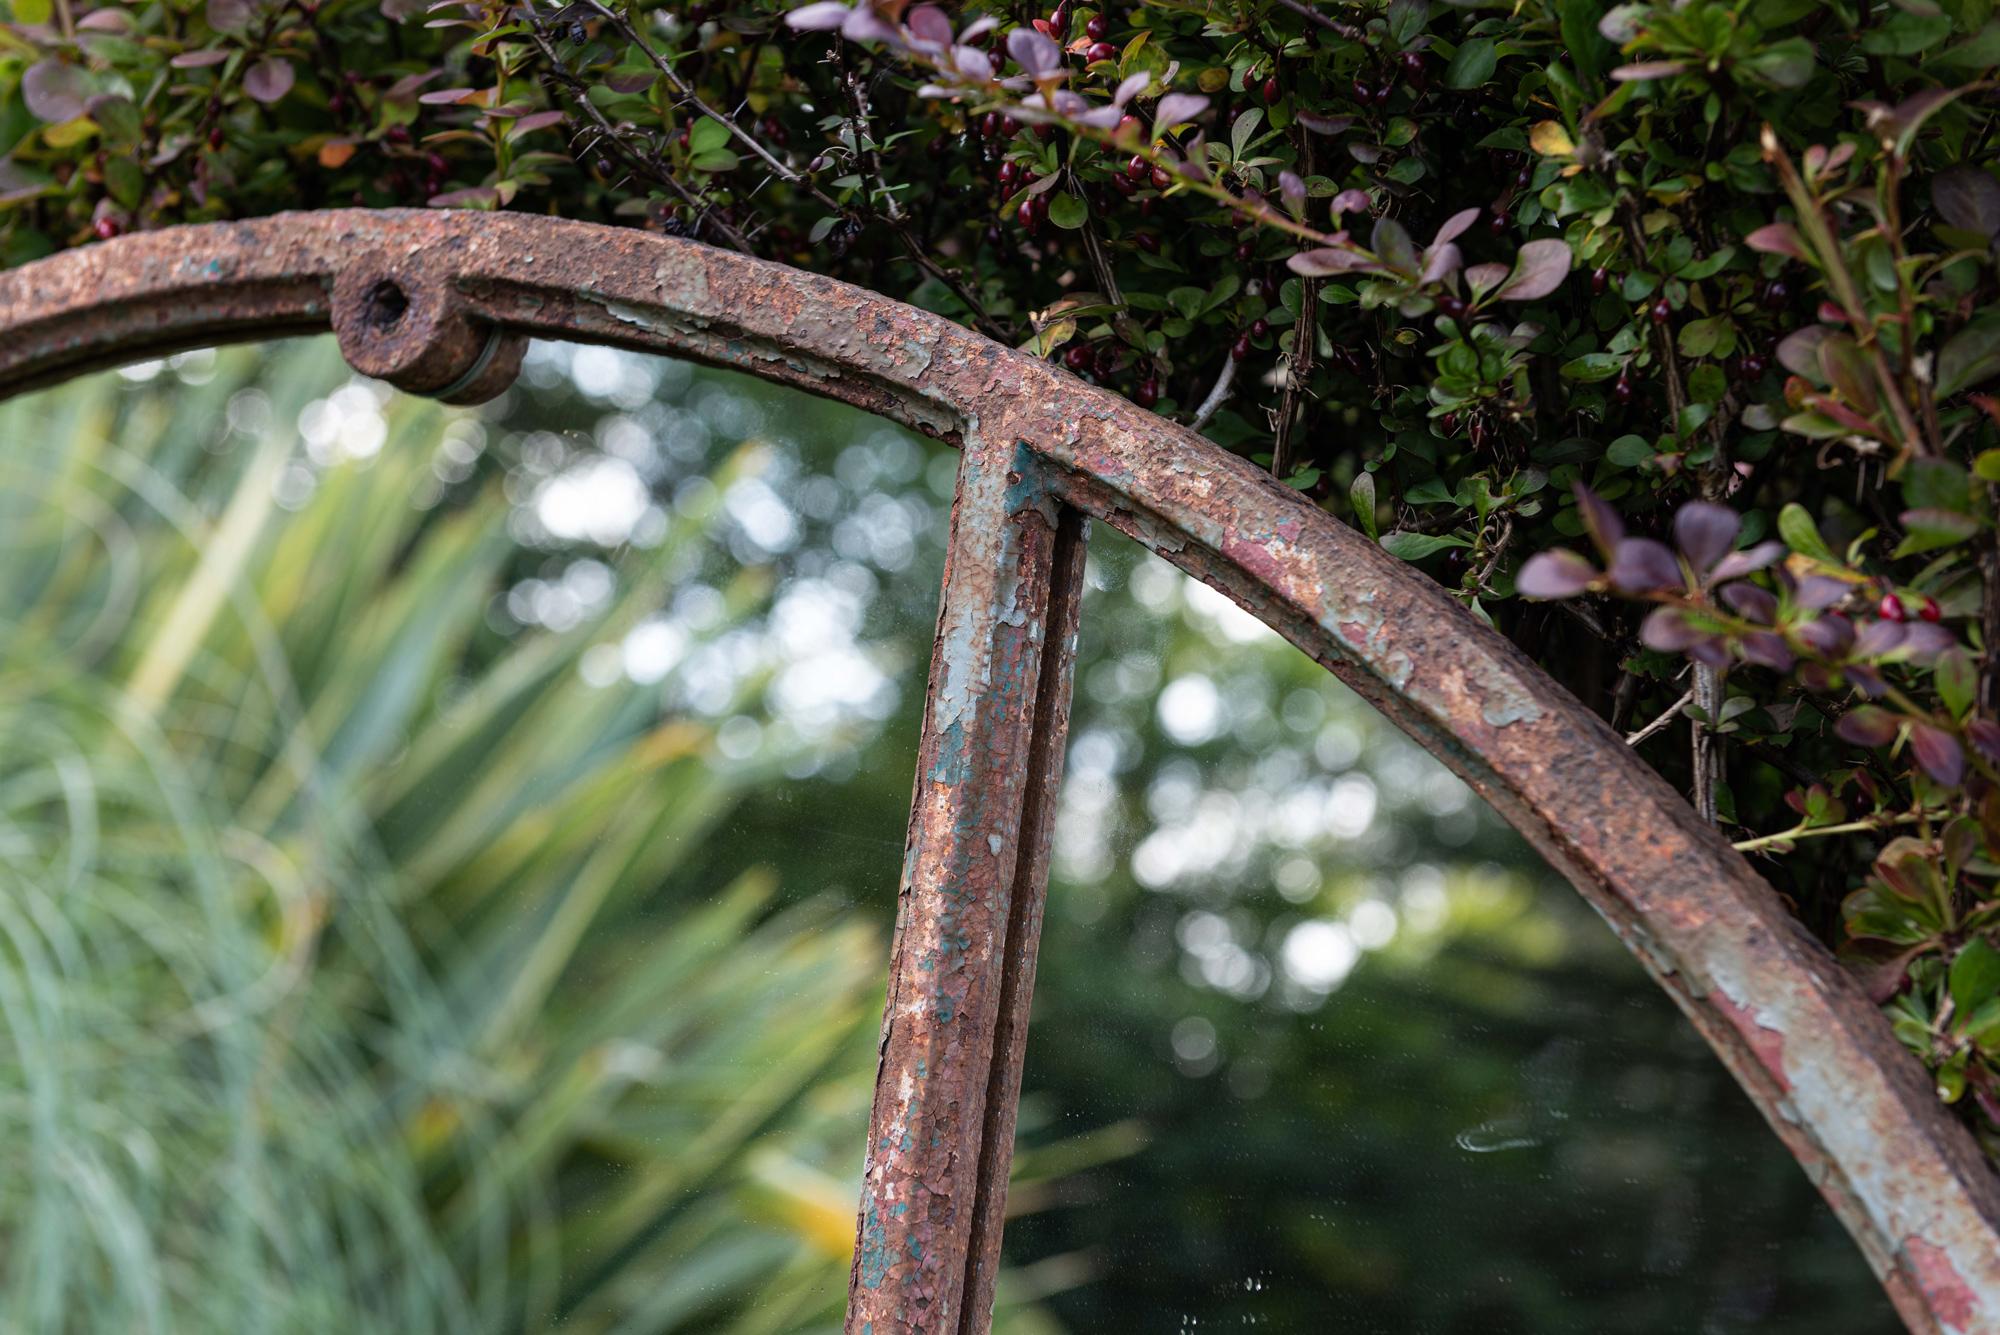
[5,0,2000,1151]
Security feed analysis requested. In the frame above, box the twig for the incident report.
[1268,0,1361,39]
[1472,513,1516,596]
[1271,133,1318,479]
[1190,357,1236,432]
[1733,812,1924,855]
[1625,687,1693,747]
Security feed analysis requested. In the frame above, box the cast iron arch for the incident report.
[1,209,1995,1335]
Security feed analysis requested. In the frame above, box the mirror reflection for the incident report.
[1002,534,1897,1334]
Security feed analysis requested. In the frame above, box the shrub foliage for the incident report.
[6,0,2000,1151]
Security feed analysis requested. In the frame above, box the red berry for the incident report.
[1438,294,1467,320]
[1049,2,1070,37]
[1150,165,1171,190]
[1920,595,1942,622]
[1400,51,1426,81]
[1017,198,1039,229]
[1230,333,1252,361]
[1134,376,1160,408]
[1111,173,1137,196]
[1133,231,1160,253]
[1438,412,1459,435]
[208,126,225,150]
[1352,78,1371,104]
[1001,116,1021,138]
[1613,374,1633,404]
[1880,593,1907,622]
[1651,297,1672,323]
[1117,113,1141,139]
[981,112,1000,139]
[93,216,121,241]
[1234,240,1254,261]
[1762,278,1789,309]
[1590,266,1609,295]
[1094,343,1119,376]
[1251,318,1270,338]
[1373,81,1395,107]
[1262,77,1281,104]
[999,161,1020,189]
[1086,14,1108,40]
[1127,153,1149,179]
[1064,342,1093,370]
[1738,353,1767,377]
[1087,41,1117,62]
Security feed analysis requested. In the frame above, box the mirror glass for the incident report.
[999,531,1897,1334]
[0,341,958,1332]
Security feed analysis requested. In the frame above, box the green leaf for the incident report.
[1938,647,1977,721]
[1778,502,1838,563]
[1893,507,1982,557]
[1738,36,1816,87]
[1350,471,1378,540]
[1972,449,2000,482]
[1952,938,2000,1020]
[1938,313,2000,398]
[1445,38,1498,90]
[689,116,731,154]
[13,0,52,21]
[1559,352,1623,382]
[1861,12,1953,54]
[1689,364,1726,405]
[1048,192,1087,230]
[1606,434,1652,466]
[1380,531,1471,560]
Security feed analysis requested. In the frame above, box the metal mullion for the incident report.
[844,438,1086,1335]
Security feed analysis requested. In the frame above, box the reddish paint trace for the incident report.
[3,211,1998,1335]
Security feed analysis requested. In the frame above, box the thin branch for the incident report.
[1625,687,1693,747]
[1271,133,1318,479]
[1471,513,1516,596]
[1190,357,1236,432]
[1268,0,1361,39]
[1733,812,1925,855]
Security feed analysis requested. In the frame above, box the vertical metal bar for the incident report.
[844,438,1085,1335]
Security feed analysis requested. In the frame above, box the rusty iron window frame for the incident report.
[2,210,1995,1335]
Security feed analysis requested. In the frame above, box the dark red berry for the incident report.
[1469,417,1491,449]
[329,92,347,116]
[1373,81,1395,107]
[1251,318,1270,338]
[1134,376,1160,408]
[1086,14,1108,40]
[1050,2,1070,37]
[1590,266,1609,295]
[1352,78,1371,104]
[1488,208,1508,234]
[1234,240,1254,261]
[1738,353,1767,377]
[1880,593,1907,622]
[208,126,225,150]
[1231,333,1253,361]
[1651,297,1672,323]
[1400,51,1426,78]
[1150,165,1171,190]
[1438,294,1467,320]
[1087,41,1117,62]
[981,112,1000,139]
[1438,412,1459,435]
[1018,198,1040,229]
[1515,165,1533,188]
[1064,342,1093,370]
[999,160,1021,189]
[1134,231,1160,253]
[1035,124,1056,141]
[1118,113,1142,138]
[1262,76,1281,104]
[1111,172,1137,196]
[1613,374,1633,404]
[94,216,120,241]
[1920,595,1942,622]
[1762,278,1789,309]
[1127,153,1149,179]
[386,124,412,145]
[1002,116,1021,138]
[1094,343,1120,376]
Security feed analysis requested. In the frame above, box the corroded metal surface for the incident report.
[3,211,1997,1334]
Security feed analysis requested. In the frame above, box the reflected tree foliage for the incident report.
[0,343,1892,1334]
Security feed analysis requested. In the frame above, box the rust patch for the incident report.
[1709,988,1793,1095]
[1904,1238,1979,1331]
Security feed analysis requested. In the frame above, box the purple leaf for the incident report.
[509,110,566,136]
[1608,537,1682,594]
[906,4,952,46]
[1720,582,1778,622]
[1788,573,1850,610]
[1836,706,1902,747]
[1295,112,1353,136]
[1114,73,1151,107]
[1278,170,1306,217]
[381,0,428,18]
[842,7,902,43]
[1433,207,1481,247]
[243,56,295,104]
[1776,325,1831,382]
[1329,188,1372,218]
[170,49,233,68]
[207,0,254,31]
[1573,484,1624,558]
[1495,238,1572,302]
[1968,719,2000,765]
[1610,60,1690,81]
[1008,27,1062,77]
[1934,168,2000,240]
[1462,261,1509,296]
[785,1,852,28]
[1847,664,1889,698]
[1421,241,1462,285]
[1515,549,1599,599]
[1286,246,1377,277]
[952,46,993,80]
[21,61,88,124]
[1674,501,1741,572]
[1738,631,1795,671]
[1745,221,1810,261]
[1795,613,1855,657]
[1154,93,1209,130]
[1710,540,1785,582]
[1910,724,1966,787]
[1639,606,1703,652]
[1598,3,1647,42]
[1854,619,1909,659]
[1898,623,1956,665]
[418,87,481,105]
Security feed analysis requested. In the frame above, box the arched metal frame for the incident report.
[1,209,1995,1334]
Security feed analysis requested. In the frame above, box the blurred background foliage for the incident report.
[0,341,1893,1331]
